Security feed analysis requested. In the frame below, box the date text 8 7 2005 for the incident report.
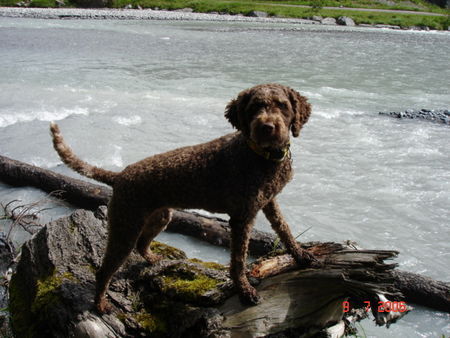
[342,301,408,313]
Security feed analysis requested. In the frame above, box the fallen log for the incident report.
[392,270,450,313]
[0,155,110,210]
[1,154,449,314]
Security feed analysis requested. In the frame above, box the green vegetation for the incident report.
[150,241,187,260]
[259,0,448,13]
[134,310,168,335]
[157,262,220,302]
[0,0,448,29]
[117,300,169,336]
[323,8,448,28]
[189,258,227,270]
[161,274,219,301]
[111,0,449,29]
[104,0,450,30]
[32,271,76,313]
[125,251,225,336]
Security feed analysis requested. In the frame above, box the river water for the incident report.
[0,17,449,337]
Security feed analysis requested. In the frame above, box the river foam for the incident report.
[0,107,89,128]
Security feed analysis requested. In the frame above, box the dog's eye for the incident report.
[253,102,266,110]
[277,101,288,110]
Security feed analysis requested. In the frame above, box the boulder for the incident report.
[8,208,232,337]
[0,235,14,338]
[374,24,401,29]
[248,10,269,18]
[321,17,337,25]
[337,16,355,26]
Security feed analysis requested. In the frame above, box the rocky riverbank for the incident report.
[0,7,439,31]
[0,7,330,24]
[379,109,450,125]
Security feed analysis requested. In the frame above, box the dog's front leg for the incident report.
[263,199,319,268]
[229,216,260,305]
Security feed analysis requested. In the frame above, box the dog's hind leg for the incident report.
[95,204,144,314]
[136,208,172,264]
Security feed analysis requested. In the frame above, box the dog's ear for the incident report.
[288,88,311,137]
[225,89,251,131]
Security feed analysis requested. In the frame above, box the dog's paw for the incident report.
[239,286,261,306]
[141,251,164,265]
[95,298,112,314]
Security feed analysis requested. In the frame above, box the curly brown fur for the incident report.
[50,83,316,313]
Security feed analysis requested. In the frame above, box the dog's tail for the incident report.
[50,122,117,186]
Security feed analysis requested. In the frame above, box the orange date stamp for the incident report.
[343,300,408,313]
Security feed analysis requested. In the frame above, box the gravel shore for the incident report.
[0,7,319,24]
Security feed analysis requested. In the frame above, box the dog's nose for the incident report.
[261,123,275,135]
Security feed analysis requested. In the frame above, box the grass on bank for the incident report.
[247,0,448,14]
[115,0,450,29]
[0,0,449,29]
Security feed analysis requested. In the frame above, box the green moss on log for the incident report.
[150,241,187,260]
[158,263,220,302]
[189,258,227,270]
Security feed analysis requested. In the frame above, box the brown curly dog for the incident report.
[50,83,317,313]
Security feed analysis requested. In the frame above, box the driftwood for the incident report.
[1,154,449,330]
[0,155,110,210]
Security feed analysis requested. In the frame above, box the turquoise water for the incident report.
[0,17,449,337]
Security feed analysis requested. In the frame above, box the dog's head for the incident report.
[225,84,311,150]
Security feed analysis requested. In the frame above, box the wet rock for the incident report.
[0,236,14,275]
[379,109,450,125]
[409,26,430,31]
[248,10,268,18]
[374,24,401,29]
[0,236,13,338]
[337,16,355,26]
[0,235,14,338]
[8,208,231,337]
[321,17,337,25]
[311,15,322,21]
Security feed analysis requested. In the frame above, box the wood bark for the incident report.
[0,154,449,313]
[0,155,111,209]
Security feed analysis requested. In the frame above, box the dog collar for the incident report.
[247,139,291,162]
